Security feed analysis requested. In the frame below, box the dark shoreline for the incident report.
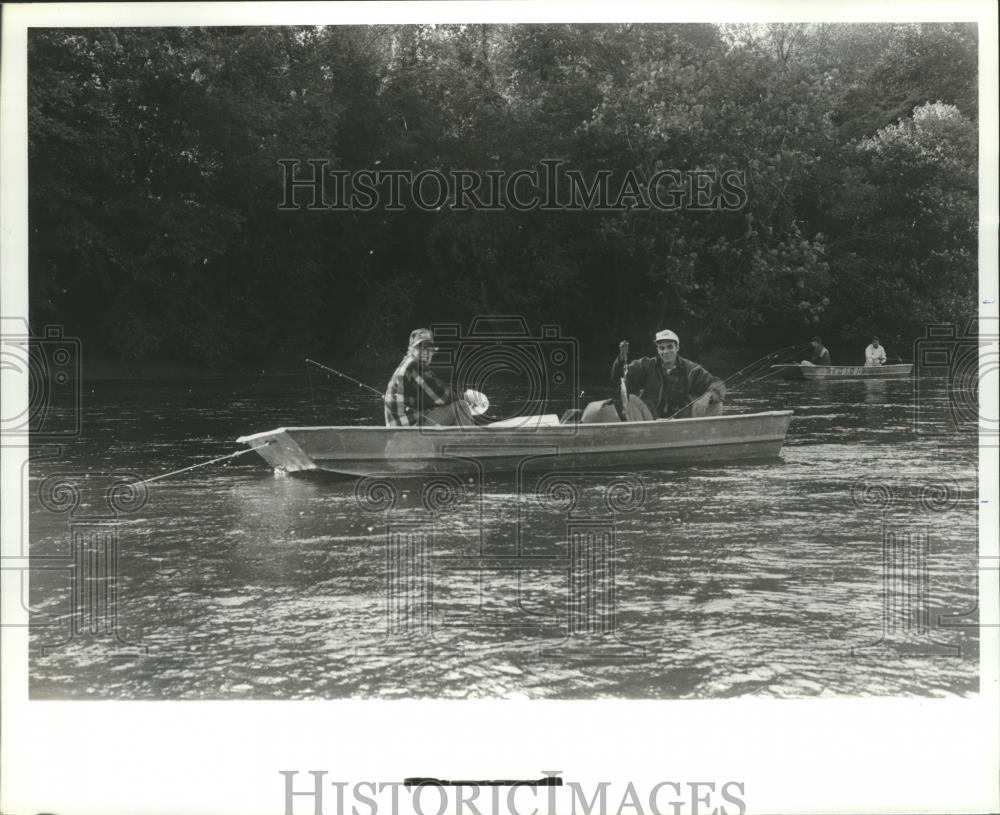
[80,358,330,381]
[76,345,874,382]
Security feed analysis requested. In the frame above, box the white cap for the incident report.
[654,329,680,344]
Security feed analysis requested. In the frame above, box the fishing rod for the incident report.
[664,342,811,420]
[721,342,812,388]
[305,357,495,424]
[124,360,377,486]
[305,358,384,397]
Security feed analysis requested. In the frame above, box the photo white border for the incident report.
[2,3,998,814]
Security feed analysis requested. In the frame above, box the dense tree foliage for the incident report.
[27,23,978,362]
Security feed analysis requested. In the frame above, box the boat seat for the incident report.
[560,409,583,424]
[580,400,621,423]
[421,400,475,426]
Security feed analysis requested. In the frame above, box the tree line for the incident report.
[27,23,978,362]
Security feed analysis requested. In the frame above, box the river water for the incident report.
[26,364,980,699]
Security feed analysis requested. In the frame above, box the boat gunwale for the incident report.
[770,363,912,370]
[798,365,912,377]
[236,409,794,443]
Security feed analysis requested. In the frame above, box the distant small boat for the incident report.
[236,410,794,477]
[771,363,913,381]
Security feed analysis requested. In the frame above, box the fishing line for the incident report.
[664,342,811,419]
[134,442,274,486]
[305,360,321,418]
[305,357,449,425]
[305,357,497,424]
[735,343,816,387]
[722,342,812,388]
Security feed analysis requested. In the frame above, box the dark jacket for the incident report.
[808,345,831,366]
[610,355,725,419]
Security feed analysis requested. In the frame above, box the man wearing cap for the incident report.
[384,328,473,426]
[610,330,726,420]
[864,336,886,367]
[802,336,831,366]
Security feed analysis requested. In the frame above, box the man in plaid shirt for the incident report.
[384,328,472,426]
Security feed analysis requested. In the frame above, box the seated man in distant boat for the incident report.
[864,336,887,366]
[608,329,725,420]
[801,336,831,366]
[384,328,475,426]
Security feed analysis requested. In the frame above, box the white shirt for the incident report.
[865,343,886,366]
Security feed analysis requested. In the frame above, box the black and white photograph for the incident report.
[2,2,998,814]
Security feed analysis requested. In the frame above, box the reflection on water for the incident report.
[27,370,980,698]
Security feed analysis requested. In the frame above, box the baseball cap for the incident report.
[654,329,680,344]
[408,328,435,350]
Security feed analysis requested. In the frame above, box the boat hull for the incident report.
[799,363,912,380]
[772,363,912,380]
[236,410,794,477]
[771,364,807,380]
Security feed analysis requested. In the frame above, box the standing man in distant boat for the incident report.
[610,329,726,419]
[384,328,474,426]
[864,336,887,366]
[802,336,831,366]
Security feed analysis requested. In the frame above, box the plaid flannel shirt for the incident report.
[384,354,452,426]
